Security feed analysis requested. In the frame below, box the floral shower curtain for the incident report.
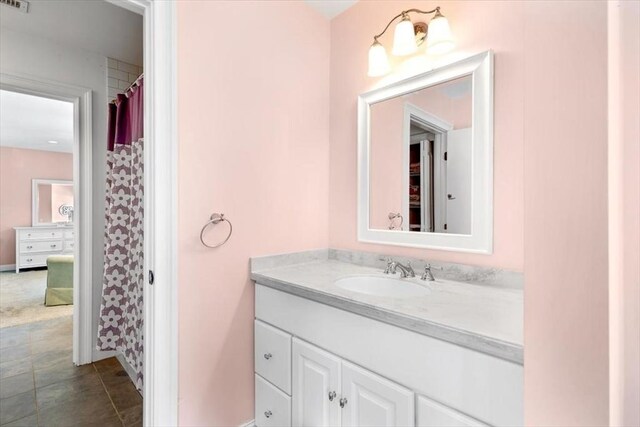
[97,79,144,389]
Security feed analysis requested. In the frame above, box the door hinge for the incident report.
[444,224,448,230]
[148,270,154,285]
[444,152,448,161]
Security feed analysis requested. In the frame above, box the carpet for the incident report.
[0,270,73,328]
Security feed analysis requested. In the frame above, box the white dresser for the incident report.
[13,226,74,273]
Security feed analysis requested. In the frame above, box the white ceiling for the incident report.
[0,0,143,66]
[0,90,74,154]
[304,0,358,19]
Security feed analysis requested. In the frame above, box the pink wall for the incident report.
[176,1,330,425]
[523,2,608,425]
[608,1,640,425]
[0,147,73,266]
[329,1,609,425]
[330,1,524,271]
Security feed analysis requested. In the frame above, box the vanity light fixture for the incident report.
[368,6,454,77]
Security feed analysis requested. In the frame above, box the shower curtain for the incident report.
[97,79,144,389]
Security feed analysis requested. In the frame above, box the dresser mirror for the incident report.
[358,51,493,253]
[32,179,74,226]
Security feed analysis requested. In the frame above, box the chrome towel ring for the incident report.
[200,213,233,248]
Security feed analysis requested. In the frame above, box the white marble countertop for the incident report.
[251,257,523,364]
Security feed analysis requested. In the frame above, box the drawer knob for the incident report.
[27,258,33,262]
[263,353,272,360]
[51,244,57,248]
[27,234,31,237]
[264,410,272,418]
[26,246,33,249]
[328,391,337,401]
[339,397,348,408]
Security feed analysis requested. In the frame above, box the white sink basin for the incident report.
[335,275,431,298]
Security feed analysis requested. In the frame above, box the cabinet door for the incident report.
[292,338,341,427]
[341,361,414,427]
[417,396,487,427]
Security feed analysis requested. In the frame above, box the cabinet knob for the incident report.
[339,397,348,408]
[51,244,57,248]
[328,391,337,401]
[27,246,33,249]
[27,258,33,262]
[264,410,272,418]
[263,353,272,360]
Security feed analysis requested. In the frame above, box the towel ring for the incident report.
[200,213,233,248]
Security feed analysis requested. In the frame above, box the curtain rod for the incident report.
[110,72,144,104]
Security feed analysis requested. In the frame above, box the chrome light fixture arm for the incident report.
[372,7,441,42]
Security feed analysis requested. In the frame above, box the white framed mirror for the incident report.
[32,179,74,226]
[358,50,493,253]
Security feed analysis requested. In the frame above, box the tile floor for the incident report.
[0,316,142,426]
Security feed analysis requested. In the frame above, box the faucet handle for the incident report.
[382,257,394,274]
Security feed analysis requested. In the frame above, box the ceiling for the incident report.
[0,90,74,154]
[304,0,358,19]
[0,0,143,66]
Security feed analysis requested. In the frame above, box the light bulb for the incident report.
[426,11,454,55]
[392,15,418,56]
[368,40,390,77]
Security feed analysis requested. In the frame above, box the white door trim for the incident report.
[0,72,94,366]
[108,0,179,426]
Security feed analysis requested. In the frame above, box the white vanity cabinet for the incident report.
[254,284,523,427]
[292,338,341,426]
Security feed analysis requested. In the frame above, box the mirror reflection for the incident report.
[369,75,472,234]
[33,179,74,225]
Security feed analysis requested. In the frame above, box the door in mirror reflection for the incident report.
[369,75,472,235]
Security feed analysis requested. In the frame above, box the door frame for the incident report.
[0,72,94,366]
[107,0,180,425]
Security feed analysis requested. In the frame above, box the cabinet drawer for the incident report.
[20,230,63,240]
[19,254,50,268]
[417,396,488,427]
[63,230,74,239]
[255,374,291,427]
[255,320,291,394]
[20,240,63,253]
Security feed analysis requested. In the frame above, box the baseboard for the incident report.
[239,420,255,427]
[0,264,16,272]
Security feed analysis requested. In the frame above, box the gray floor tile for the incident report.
[0,359,32,380]
[107,381,142,413]
[35,372,103,411]
[29,338,71,357]
[119,403,142,426]
[36,391,119,427]
[0,372,34,399]
[30,349,70,372]
[0,346,30,365]
[0,391,36,425]
[0,331,29,350]
[0,412,37,427]
[33,361,94,389]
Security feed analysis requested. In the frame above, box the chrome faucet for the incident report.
[383,258,415,278]
[420,263,442,281]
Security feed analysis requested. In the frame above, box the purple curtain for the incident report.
[97,79,144,389]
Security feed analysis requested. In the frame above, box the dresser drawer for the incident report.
[20,240,63,253]
[64,240,75,252]
[20,230,63,241]
[255,320,291,394]
[19,254,50,268]
[255,374,291,427]
[63,230,74,239]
